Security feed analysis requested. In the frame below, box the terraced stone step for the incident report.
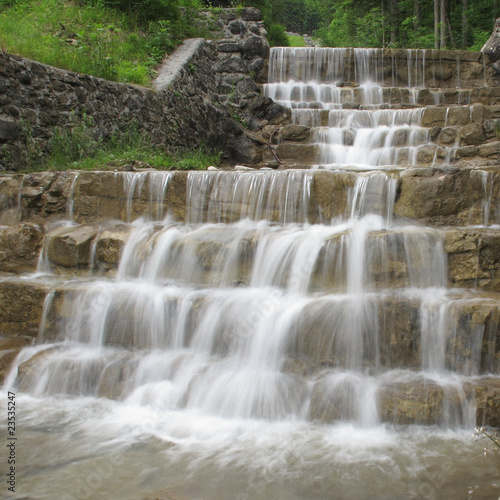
[267,47,495,88]
[0,276,494,376]
[10,319,500,426]
[310,372,500,427]
[2,168,500,226]
[270,86,500,110]
[286,104,500,129]
[3,222,500,292]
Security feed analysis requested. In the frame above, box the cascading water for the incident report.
[264,47,467,168]
[2,50,500,500]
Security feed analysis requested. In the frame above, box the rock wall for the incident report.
[0,7,288,172]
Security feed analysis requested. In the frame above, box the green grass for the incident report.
[44,146,221,171]
[20,114,221,172]
[287,34,306,47]
[0,0,210,86]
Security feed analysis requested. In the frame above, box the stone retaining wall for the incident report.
[0,7,288,172]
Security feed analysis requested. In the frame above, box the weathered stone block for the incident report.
[0,223,44,273]
[0,118,21,142]
[47,224,98,267]
[280,124,310,141]
[460,123,487,145]
[479,141,500,156]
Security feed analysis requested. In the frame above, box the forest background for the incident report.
[1,0,498,88]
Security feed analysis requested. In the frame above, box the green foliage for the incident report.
[310,0,497,50]
[470,28,490,51]
[267,23,289,47]
[287,34,306,47]
[0,0,208,85]
[354,6,386,48]
[49,113,102,164]
[45,116,220,171]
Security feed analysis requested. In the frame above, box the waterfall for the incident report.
[2,47,499,500]
[264,47,467,169]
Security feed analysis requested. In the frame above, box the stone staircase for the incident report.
[263,47,500,169]
[0,165,499,428]
[0,46,500,435]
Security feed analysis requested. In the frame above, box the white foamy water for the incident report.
[263,47,466,169]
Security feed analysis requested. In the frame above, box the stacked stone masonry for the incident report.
[0,7,288,171]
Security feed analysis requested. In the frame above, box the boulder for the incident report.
[95,224,130,266]
[219,58,248,74]
[482,17,500,62]
[242,36,268,59]
[0,223,44,273]
[479,141,500,157]
[460,124,487,145]
[280,124,311,142]
[228,20,246,35]
[47,224,98,267]
[241,7,262,21]
[438,127,458,145]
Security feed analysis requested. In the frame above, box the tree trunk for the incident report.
[434,0,439,49]
[446,12,456,49]
[440,0,446,49]
[381,0,386,47]
[390,0,399,45]
[462,0,468,49]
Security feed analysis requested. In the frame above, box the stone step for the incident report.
[270,86,500,109]
[289,104,500,128]
[0,277,51,337]
[12,223,500,293]
[309,372,500,427]
[268,47,495,89]
[10,321,500,426]
[1,168,500,227]
[3,276,493,376]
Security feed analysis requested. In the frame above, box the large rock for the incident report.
[395,169,480,225]
[0,223,44,273]
[275,143,319,163]
[95,224,130,267]
[0,280,48,336]
[241,7,262,21]
[280,125,311,142]
[460,123,487,145]
[242,36,268,59]
[482,17,500,63]
[47,224,98,267]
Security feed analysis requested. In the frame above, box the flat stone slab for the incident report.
[154,38,206,92]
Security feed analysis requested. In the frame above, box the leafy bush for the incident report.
[267,23,289,47]
[287,34,306,47]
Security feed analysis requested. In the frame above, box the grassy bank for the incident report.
[0,0,211,86]
[22,118,221,172]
